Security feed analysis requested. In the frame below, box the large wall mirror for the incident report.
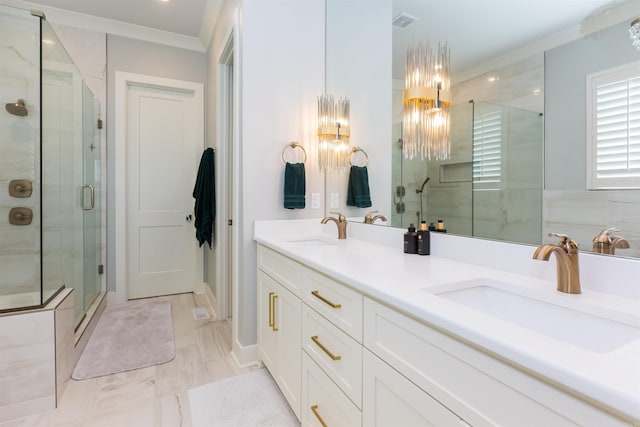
[325,0,640,259]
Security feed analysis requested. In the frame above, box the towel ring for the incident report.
[282,141,307,164]
[350,146,369,166]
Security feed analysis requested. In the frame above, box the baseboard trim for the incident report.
[230,340,259,369]
[200,284,218,320]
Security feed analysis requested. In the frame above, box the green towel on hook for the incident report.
[193,148,216,248]
[347,165,372,208]
[284,162,306,209]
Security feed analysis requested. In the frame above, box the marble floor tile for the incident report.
[0,293,237,427]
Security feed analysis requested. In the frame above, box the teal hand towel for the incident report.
[193,148,216,248]
[284,162,305,209]
[347,165,372,208]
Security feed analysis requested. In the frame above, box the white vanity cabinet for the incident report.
[363,348,468,427]
[256,243,633,427]
[363,297,631,427]
[257,250,302,419]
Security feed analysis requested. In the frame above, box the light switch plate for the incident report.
[311,193,320,209]
[330,193,339,209]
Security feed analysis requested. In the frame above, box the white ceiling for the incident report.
[25,0,209,37]
[13,0,640,63]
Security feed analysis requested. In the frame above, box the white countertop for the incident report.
[254,220,640,422]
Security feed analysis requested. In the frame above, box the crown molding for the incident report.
[199,0,223,50]
[1,0,205,52]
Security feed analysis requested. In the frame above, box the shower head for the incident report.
[416,177,431,193]
[5,99,28,117]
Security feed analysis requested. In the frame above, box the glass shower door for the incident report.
[81,83,101,318]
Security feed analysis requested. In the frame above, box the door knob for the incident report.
[186,214,193,222]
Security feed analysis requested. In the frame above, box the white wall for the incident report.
[238,0,325,347]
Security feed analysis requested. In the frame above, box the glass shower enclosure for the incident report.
[1,5,103,325]
[391,101,543,245]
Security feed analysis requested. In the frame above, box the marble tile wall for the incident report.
[0,309,56,422]
[0,6,41,306]
[543,190,640,258]
[55,289,75,403]
[0,289,75,423]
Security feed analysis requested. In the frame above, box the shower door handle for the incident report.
[81,184,95,211]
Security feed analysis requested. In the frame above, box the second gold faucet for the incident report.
[321,211,347,239]
[533,233,581,294]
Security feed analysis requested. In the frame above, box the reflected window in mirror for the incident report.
[586,61,640,190]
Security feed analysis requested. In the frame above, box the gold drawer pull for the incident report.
[268,292,275,328]
[272,294,279,331]
[311,404,328,427]
[311,336,341,361]
[311,290,341,309]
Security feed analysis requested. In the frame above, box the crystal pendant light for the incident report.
[403,41,452,161]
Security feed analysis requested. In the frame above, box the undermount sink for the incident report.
[424,280,640,353]
[286,238,336,247]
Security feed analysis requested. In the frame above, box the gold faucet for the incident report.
[592,228,630,255]
[364,210,388,224]
[533,233,581,294]
[321,211,347,239]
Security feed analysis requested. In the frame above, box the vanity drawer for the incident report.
[302,304,363,408]
[301,351,362,427]
[302,268,363,342]
[363,297,631,427]
[258,245,303,297]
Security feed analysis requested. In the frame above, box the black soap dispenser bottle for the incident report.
[417,221,430,255]
[404,223,417,254]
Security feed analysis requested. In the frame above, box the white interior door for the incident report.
[126,81,203,299]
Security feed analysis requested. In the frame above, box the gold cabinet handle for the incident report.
[311,405,328,427]
[272,294,279,331]
[311,336,341,361]
[268,291,274,328]
[311,290,341,309]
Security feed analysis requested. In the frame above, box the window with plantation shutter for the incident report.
[473,110,502,188]
[587,61,640,189]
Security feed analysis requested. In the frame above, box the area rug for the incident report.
[188,369,299,427]
[72,299,175,380]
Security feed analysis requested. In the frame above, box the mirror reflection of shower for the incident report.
[416,176,430,223]
[5,99,28,116]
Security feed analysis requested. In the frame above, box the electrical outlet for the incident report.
[311,193,320,209]
[330,193,339,209]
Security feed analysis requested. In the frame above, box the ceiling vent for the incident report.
[392,13,418,29]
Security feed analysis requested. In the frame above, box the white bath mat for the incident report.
[72,299,175,380]
[188,369,299,427]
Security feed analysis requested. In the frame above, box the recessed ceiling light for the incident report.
[532,88,542,95]
[42,39,54,45]
[487,76,499,82]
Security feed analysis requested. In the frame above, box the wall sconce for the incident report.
[402,41,452,160]
[630,17,640,50]
[318,94,351,171]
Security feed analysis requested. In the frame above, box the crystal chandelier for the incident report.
[403,41,452,160]
[630,17,640,50]
[317,94,351,171]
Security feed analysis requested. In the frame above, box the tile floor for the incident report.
[2,293,256,427]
